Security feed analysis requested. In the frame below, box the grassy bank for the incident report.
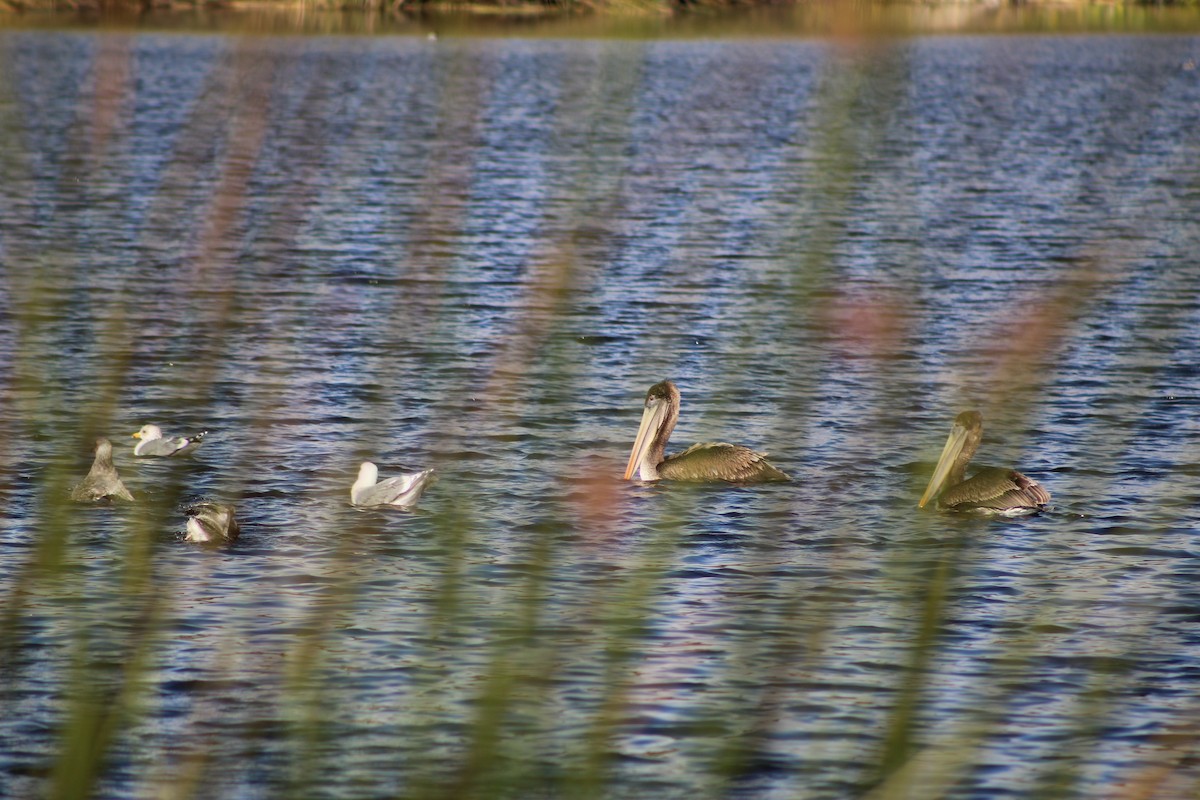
[3,0,1199,20]
[4,0,1200,38]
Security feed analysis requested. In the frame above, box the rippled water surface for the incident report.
[2,30,1199,800]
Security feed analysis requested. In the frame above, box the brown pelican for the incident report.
[132,424,207,457]
[70,437,135,502]
[623,380,790,483]
[918,410,1050,515]
[185,502,240,545]
[351,462,436,508]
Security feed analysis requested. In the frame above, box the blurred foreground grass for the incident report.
[1,20,1199,800]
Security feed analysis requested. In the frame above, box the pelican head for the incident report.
[919,410,984,508]
[624,380,681,481]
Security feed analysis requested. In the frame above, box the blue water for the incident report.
[1,30,1199,799]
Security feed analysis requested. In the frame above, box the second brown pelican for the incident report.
[623,380,790,483]
[918,410,1050,515]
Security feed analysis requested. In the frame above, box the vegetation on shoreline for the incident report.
[2,0,1199,22]
[3,0,1200,39]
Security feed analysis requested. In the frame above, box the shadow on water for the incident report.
[2,14,1200,800]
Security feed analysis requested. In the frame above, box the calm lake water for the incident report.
[2,26,1200,800]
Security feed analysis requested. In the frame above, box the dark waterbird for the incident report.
[184,502,240,545]
[918,410,1050,515]
[70,437,135,502]
[623,380,790,483]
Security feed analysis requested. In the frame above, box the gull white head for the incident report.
[352,462,380,501]
[132,424,164,442]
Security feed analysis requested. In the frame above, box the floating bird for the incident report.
[623,380,790,483]
[351,462,436,508]
[184,502,240,544]
[918,410,1050,515]
[70,437,135,502]
[131,424,207,457]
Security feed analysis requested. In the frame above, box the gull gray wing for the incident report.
[354,469,435,507]
[134,430,207,457]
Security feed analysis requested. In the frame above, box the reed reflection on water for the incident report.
[1,29,1199,800]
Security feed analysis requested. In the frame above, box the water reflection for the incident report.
[1,28,1200,800]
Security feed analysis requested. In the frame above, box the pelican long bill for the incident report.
[919,421,969,508]
[624,401,667,480]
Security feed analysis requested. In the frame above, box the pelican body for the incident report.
[919,410,1049,516]
[185,502,240,545]
[624,380,790,483]
[132,424,207,457]
[351,462,435,508]
[70,437,135,502]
